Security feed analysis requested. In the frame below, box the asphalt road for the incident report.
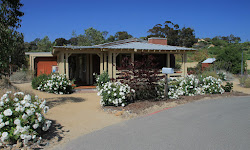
[58,96,250,150]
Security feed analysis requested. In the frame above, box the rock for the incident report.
[115,111,123,116]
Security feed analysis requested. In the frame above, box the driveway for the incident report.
[12,83,125,149]
[58,96,250,150]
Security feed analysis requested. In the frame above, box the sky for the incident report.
[19,0,250,42]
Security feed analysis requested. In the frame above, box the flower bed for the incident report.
[0,91,51,147]
[37,74,73,94]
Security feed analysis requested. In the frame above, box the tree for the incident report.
[147,21,180,46]
[78,27,106,46]
[216,45,247,74]
[178,27,197,47]
[106,35,115,42]
[106,31,133,42]
[211,34,241,46]
[0,0,25,75]
[114,31,132,41]
[54,38,68,46]
[37,36,53,52]
[147,21,197,47]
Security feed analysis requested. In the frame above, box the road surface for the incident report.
[57,96,250,150]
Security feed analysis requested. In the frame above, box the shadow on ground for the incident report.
[36,120,69,149]
[46,97,85,108]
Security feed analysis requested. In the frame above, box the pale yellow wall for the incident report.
[247,60,250,70]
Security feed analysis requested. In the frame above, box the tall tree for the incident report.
[106,31,133,42]
[54,38,68,46]
[147,21,180,46]
[114,31,132,41]
[147,21,197,47]
[78,27,106,46]
[37,36,53,52]
[178,27,197,47]
[0,0,25,75]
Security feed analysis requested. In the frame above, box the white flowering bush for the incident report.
[158,75,225,99]
[37,74,73,94]
[0,91,51,146]
[95,72,110,89]
[97,82,135,107]
[201,76,225,94]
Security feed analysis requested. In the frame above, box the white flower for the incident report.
[121,103,125,107]
[22,114,28,120]
[0,101,4,106]
[14,119,21,126]
[1,132,8,142]
[33,123,39,129]
[5,121,9,125]
[26,109,33,116]
[3,109,12,116]
[24,94,31,101]
[0,123,5,128]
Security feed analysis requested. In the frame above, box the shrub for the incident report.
[202,76,225,94]
[222,82,233,92]
[244,77,250,88]
[96,72,110,89]
[31,74,50,89]
[167,75,204,99]
[215,45,247,74]
[118,55,163,101]
[217,72,226,81]
[158,75,225,99]
[37,74,73,94]
[97,81,135,106]
[0,91,51,146]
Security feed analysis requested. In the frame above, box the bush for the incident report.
[158,75,225,99]
[167,75,204,99]
[244,77,250,88]
[96,72,110,89]
[118,55,163,101]
[97,82,135,106]
[222,82,233,92]
[37,74,73,94]
[202,76,225,94]
[217,72,226,81]
[31,74,50,89]
[0,91,51,146]
[238,75,250,87]
[216,45,247,74]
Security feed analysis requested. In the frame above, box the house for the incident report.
[202,58,216,70]
[27,38,196,85]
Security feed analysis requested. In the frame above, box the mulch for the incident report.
[104,91,249,114]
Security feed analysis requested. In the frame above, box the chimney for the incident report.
[148,37,167,45]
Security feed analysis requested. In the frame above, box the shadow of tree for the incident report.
[46,97,85,109]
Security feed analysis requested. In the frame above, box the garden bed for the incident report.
[103,91,249,115]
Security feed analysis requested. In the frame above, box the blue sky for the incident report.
[19,0,250,42]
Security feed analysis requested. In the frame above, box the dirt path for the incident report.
[231,78,250,94]
[13,83,126,149]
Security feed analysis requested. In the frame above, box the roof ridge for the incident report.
[94,38,146,47]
